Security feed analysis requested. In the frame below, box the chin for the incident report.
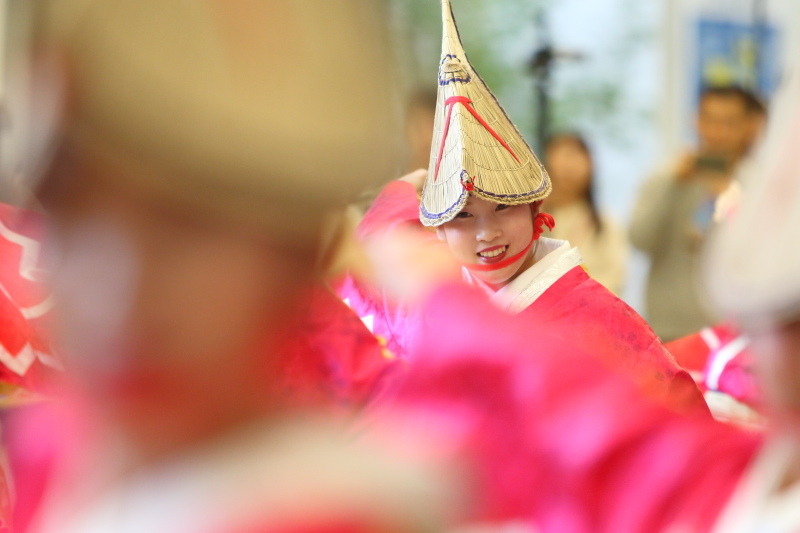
[474,268,515,287]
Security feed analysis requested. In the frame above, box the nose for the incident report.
[475,216,502,242]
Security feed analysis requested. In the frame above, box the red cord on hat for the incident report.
[433,96,520,183]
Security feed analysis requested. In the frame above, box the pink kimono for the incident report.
[392,283,760,532]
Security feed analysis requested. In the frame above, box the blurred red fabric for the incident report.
[0,203,60,392]
[393,283,760,532]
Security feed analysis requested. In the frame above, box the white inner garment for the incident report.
[463,237,584,314]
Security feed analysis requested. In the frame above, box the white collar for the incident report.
[463,238,583,314]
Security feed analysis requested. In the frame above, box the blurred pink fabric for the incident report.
[10,283,397,533]
[393,283,760,532]
[0,203,60,393]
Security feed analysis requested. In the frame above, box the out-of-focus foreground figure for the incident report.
[14,0,800,532]
[19,2,454,533]
[703,52,800,529]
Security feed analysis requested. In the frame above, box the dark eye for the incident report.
[496,204,510,211]
[455,211,472,219]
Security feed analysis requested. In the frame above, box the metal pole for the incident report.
[529,8,552,154]
[528,6,584,154]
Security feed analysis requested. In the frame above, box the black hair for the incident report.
[544,132,603,235]
[699,84,767,117]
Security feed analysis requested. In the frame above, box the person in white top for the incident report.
[542,133,629,295]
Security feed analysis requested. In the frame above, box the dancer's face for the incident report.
[436,195,535,289]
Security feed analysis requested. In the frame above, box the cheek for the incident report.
[561,162,589,187]
[441,227,474,259]
[149,240,288,405]
[575,161,592,185]
[155,239,278,359]
[508,210,535,243]
[135,224,308,375]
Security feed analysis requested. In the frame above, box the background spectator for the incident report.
[543,133,629,295]
[630,85,766,341]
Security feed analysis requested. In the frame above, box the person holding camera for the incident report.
[630,86,766,341]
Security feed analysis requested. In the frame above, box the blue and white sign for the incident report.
[695,17,780,99]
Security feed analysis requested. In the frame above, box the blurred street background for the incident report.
[390,0,792,311]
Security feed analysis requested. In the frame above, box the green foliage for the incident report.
[548,0,657,148]
[390,0,546,92]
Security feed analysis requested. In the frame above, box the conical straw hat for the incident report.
[419,0,551,227]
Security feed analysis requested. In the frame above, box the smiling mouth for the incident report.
[477,245,509,264]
